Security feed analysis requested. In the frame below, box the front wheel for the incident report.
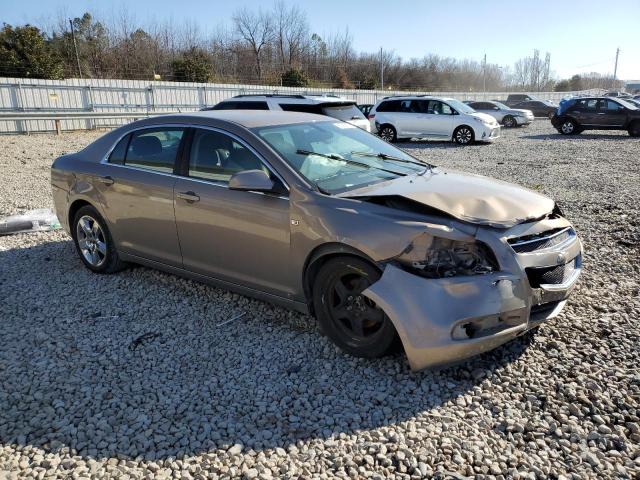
[453,126,474,145]
[72,205,126,273]
[312,257,398,358]
[378,125,397,143]
[502,115,516,128]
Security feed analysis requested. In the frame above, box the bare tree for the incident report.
[232,7,274,79]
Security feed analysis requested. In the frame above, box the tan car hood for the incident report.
[337,168,555,228]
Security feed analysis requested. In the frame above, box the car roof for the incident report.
[154,110,336,128]
[225,94,356,105]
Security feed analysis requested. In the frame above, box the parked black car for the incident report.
[551,97,640,136]
[511,100,557,118]
[503,94,539,107]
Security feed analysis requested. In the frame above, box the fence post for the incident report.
[16,83,29,135]
[82,85,94,130]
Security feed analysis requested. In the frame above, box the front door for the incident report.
[597,99,627,127]
[94,127,185,266]
[173,128,292,296]
[423,100,454,138]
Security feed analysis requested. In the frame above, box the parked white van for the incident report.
[368,96,500,144]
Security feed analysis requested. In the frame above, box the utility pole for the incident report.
[613,47,620,89]
[380,47,384,90]
[69,19,82,79]
[482,53,487,96]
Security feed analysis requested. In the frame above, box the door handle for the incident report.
[96,175,114,186]
[597,113,606,115]
[177,191,200,203]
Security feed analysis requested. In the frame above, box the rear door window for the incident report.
[376,100,401,112]
[125,128,185,173]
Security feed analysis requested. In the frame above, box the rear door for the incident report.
[95,127,186,266]
[173,127,292,296]
[571,99,599,125]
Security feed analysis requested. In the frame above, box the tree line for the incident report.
[0,3,622,92]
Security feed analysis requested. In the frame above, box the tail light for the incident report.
[368,114,375,120]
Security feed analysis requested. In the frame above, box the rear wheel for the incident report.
[312,257,398,358]
[628,121,640,137]
[559,119,578,135]
[72,205,125,273]
[453,125,474,145]
[378,125,397,143]
[502,115,516,128]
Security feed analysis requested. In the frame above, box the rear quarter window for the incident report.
[279,104,323,114]
[322,104,365,121]
[108,134,130,165]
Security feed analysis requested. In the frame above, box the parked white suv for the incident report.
[369,96,500,144]
[206,94,371,132]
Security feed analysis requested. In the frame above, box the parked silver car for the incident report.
[465,101,534,127]
[51,111,582,371]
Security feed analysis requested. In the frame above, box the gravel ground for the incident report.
[0,121,638,479]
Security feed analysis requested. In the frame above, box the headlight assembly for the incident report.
[396,235,498,279]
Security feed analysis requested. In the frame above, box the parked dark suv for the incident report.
[551,97,640,136]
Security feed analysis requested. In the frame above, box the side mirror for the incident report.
[229,169,275,192]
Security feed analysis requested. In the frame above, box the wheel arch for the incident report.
[68,199,94,235]
[302,242,380,313]
[452,124,475,142]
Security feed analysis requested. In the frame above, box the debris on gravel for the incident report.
[0,122,638,479]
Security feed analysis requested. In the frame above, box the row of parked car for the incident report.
[204,91,640,145]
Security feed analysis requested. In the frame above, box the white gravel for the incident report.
[0,122,638,479]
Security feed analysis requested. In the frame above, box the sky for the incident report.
[3,0,639,80]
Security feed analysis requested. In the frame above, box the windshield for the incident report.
[253,121,427,194]
[445,99,475,114]
[322,104,366,121]
[492,101,510,110]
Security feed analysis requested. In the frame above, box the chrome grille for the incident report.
[508,227,575,253]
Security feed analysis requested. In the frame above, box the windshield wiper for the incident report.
[350,151,432,173]
[295,149,407,177]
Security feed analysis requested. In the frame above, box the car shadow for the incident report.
[523,132,635,141]
[0,237,538,461]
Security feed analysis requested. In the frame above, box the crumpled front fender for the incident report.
[362,264,530,371]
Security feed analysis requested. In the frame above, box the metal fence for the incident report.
[0,77,604,134]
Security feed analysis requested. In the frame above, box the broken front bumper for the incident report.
[362,220,582,371]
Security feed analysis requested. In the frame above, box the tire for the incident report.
[72,205,126,274]
[453,125,474,145]
[628,121,640,137]
[312,257,398,358]
[559,118,578,135]
[502,115,516,128]
[378,124,397,143]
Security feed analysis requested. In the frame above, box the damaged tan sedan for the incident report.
[51,111,582,371]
